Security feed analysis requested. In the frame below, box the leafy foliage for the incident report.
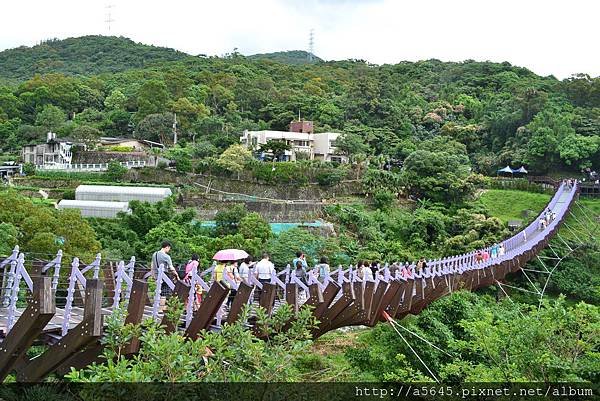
[346,292,600,383]
[68,302,318,383]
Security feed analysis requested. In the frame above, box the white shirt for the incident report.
[238,262,250,279]
[255,259,275,279]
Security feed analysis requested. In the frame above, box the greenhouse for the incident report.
[57,200,131,218]
[75,185,172,203]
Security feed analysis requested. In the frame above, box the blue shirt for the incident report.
[292,257,308,271]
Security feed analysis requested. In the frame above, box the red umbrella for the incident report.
[212,249,249,261]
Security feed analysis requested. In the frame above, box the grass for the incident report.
[478,189,551,224]
[479,188,600,243]
[560,197,600,246]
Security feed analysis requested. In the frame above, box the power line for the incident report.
[308,28,314,62]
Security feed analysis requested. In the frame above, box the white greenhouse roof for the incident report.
[58,200,130,210]
[75,185,172,196]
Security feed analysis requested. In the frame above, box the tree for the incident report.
[557,134,599,169]
[170,97,209,133]
[260,139,291,161]
[216,144,253,179]
[135,80,170,122]
[524,107,576,171]
[165,145,194,174]
[67,301,318,384]
[104,89,127,111]
[35,104,66,132]
[402,148,473,203]
[135,112,174,143]
[71,125,102,148]
[122,199,176,238]
[0,223,18,255]
[335,131,370,157]
[239,212,272,242]
[215,204,247,236]
[106,160,128,181]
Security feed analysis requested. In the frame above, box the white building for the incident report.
[239,128,347,163]
[75,185,172,203]
[22,132,79,167]
[57,200,131,218]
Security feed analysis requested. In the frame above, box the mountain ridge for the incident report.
[0,36,323,81]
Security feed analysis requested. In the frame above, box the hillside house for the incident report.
[21,132,82,167]
[239,120,347,162]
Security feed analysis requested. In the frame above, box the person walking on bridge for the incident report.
[315,256,330,282]
[292,251,308,273]
[255,253,275,300]
[150,241,180,311]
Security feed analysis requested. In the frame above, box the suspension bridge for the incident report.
[0,182,592,382]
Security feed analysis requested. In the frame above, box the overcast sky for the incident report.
[1,0,598,79]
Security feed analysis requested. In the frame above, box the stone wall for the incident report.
[124,168,364,200]
[184,198,324,222]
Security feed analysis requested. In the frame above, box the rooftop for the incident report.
[58,200,130,210]
[75,185,172,196]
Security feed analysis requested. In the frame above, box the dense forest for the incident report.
[1,36,600,174]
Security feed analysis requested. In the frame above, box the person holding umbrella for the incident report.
[212,249,250,307]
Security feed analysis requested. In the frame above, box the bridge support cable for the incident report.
[557,224,583,247]
[567,210,597,239]
[519,269,542,296]
[382,311,440,383]
[384,313,453,358]
[494,281,525,319]
[574,201,597,227]
[495,281,541,296]
[561,218,590,242]
[521,267,551,274]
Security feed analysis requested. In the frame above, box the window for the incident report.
[331,156,343,163]
[251,137,258,146]
[295,140,309,147]
[329,140,338,148]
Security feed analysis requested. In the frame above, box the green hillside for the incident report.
[0,35,599,177]
[0,35,188,80]
[248,50,323,65]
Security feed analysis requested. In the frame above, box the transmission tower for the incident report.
[105,4,115,33]
[308,28,315,62]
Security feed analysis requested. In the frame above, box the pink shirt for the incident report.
[185,260,199,277]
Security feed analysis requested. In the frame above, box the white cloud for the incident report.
[0,0,598,79]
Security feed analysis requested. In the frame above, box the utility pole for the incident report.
[173,113,178,145]
[308,28,315,62]
[105,4,115,34]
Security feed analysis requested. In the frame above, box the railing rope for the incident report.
[1,246,20,307]
[6,253,34,332]
[62,253,102,336]
[151,264,175,321]
[41,250,62,291]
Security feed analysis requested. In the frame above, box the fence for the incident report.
[35,160,146,172]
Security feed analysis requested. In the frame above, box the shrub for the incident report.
[62,189,76,200]
[315,168,345,186]
[105,160,127,181]
[22,163,36,176]
[373,190,395,210]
